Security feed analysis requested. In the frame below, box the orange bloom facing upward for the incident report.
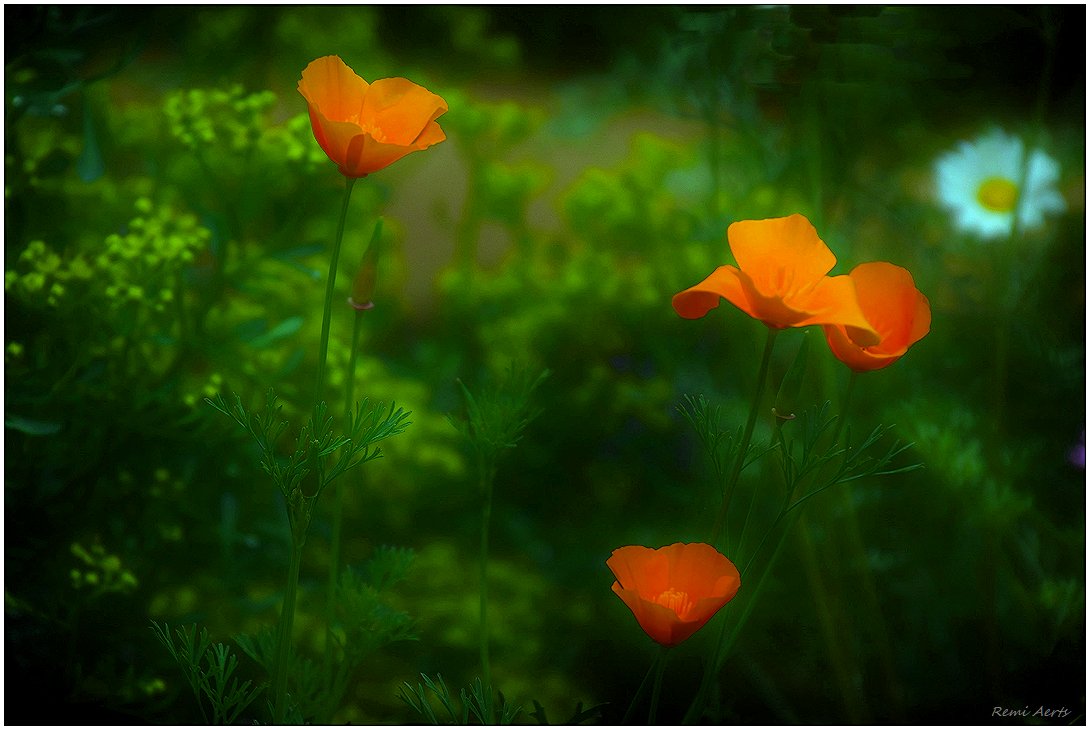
[672,214,879,345]
[822,262,931,372]
[607,542,741,648]
[298,55,448,178]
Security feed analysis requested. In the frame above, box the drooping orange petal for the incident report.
[363,77,449,146]
[413,119,448,149]
[671,266,751,320]
[822,262,931,372]
[727,215,836,299]
[908,291,932,345]
[789,274,880,345]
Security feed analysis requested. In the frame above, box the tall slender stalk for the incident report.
[478,455,497,721]
[686,366,854,724]
[315,176,357,406]
[273,539,305,724]
[826,371,906,718]
[710,327,779,549]
[647,646,670,724]
[277,173,357,725]
[320,309,366,722]
[621,658,657,724]
[684,327,778,723]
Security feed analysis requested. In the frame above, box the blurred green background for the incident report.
[4,5,1084,725]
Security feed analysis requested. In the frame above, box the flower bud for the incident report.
[348,219,383,311]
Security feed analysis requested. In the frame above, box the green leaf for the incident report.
[77,100,104,182]
[5,415,61,436]
[247,316,304,349]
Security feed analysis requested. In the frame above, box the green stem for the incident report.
[831,371,857,450]
[686,369,851,724]
[686,327,779,722]
[479,456,497,721]
[622,658,657,724]
[796,514,867,722]
[321,309,365,723]
[683,508,798,724]
[828,371,905,719]
[455,155,483,272]
[647,645,670,725]
[173,268,188,348]
[315,175,357,406]
[273,537,305,724]
[711,327,778,548]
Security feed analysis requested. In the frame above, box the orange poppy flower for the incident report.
[298,55,448,178]
[822,262,931,372]
[607,542,741,647]
[672,214,879,344]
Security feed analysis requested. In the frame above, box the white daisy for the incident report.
[933,128,1066,239]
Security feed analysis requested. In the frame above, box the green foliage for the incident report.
[206,389,305,498]
[151,622,265,725]
[775,402,922,515]
[449,364,549,473]
[398,674,522,725]
[677,394,778,495]
[232,547,417,723]
[206,390,411,506]
[530,699,608,725]
[442,92,544,158]
[329,547,418,690]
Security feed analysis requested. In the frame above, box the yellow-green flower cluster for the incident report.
[95,197,209,311]
[164,85,277,153]
[7,197,208,321]
[182,372,225,409]
[69,542,138,595]
[259,112,332,171]
[6,239,94,307]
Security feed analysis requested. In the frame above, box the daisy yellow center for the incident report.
[655,588,693,619]
[976,176,1019,213]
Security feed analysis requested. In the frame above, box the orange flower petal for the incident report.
[607,543,740,647]
[298,55,369,121]
[672,265,749,320]
[305,105,366,175]
[790,274,880,345]
[341,135,417,178]
[362,77,449,146]
[821,262,931,372]
[727,214,835,299]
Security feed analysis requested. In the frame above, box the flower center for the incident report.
[976,176,1019,213]
[655,588,693,619]
[344,114,387,142]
